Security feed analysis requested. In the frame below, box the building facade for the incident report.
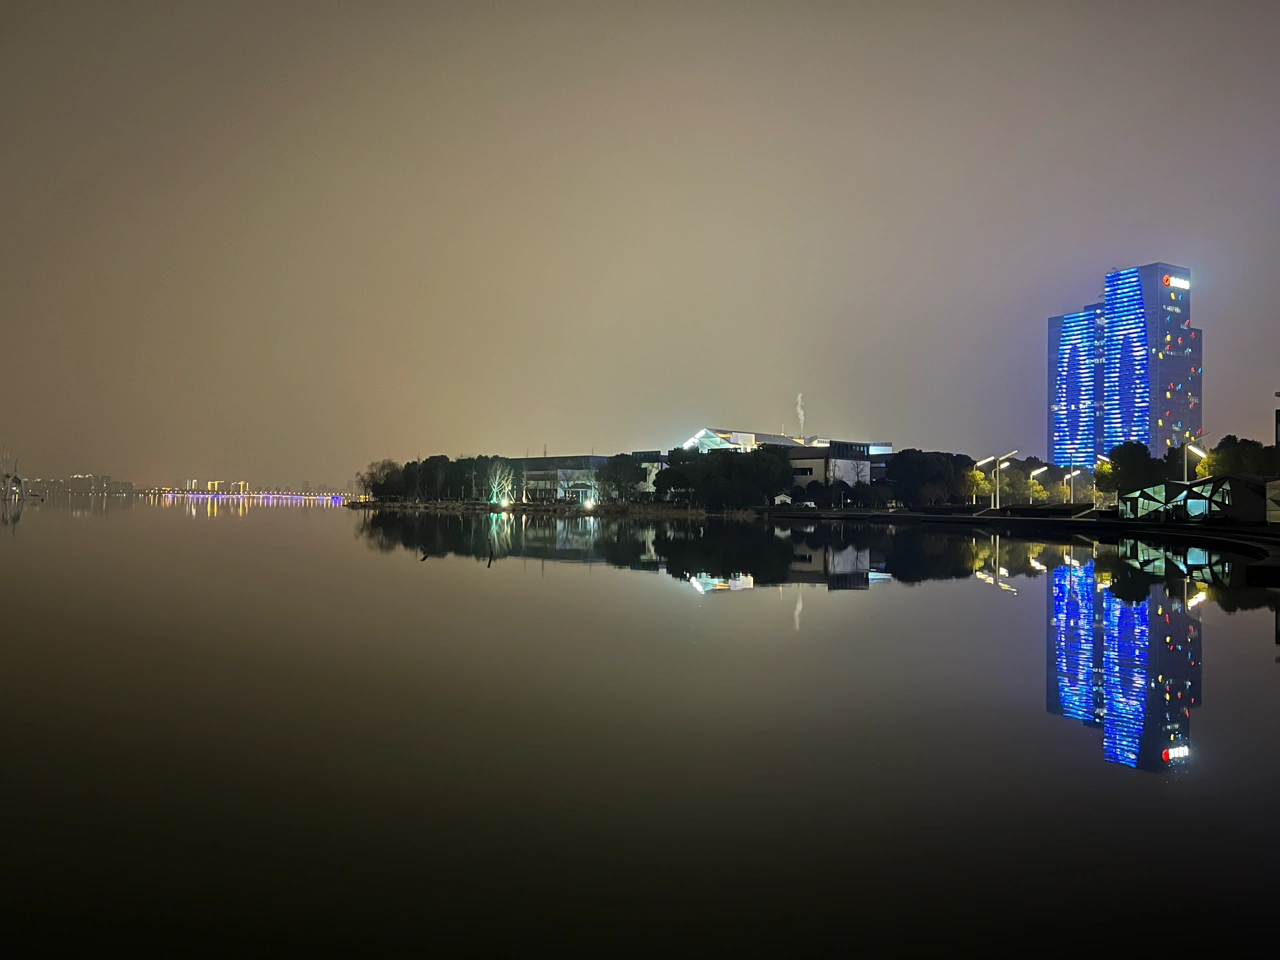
[512,455,607,503]
[680,428,893,484]
[1048,263,1202,465]
[1047,303,1104,470]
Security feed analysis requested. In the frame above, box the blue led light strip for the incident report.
[1103,269,1150,453]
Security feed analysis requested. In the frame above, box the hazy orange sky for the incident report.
[3,0,1278,486]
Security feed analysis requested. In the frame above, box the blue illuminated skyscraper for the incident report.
[1048,263,1202,463]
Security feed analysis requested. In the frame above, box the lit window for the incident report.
[1167,391,1172,399]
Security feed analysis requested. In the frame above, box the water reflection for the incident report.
[355,511,1051,592]
[1048,549,1201,771]
[359,511,1280,774]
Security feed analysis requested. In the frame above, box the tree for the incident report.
[425,455,451,500]
[886,449,956,506]
[1196,435,1280,478]
[868,479,895,506]
[958,469,991,504]
[1094,460,1117,502]
[832,479,853,508]
[357,459,405,498]
[653,448,789,509]
[487,458,515,504]
[998,468,1029,505]
[1106,441,1167,494]
[597,454,645,502]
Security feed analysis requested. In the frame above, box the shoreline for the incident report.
[348,499,1280,584]
[346,500,732,520]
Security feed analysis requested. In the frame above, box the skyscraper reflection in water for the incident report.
[1047,551,1201,771]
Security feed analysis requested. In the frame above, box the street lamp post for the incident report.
[1094,454,1110,507]
[1186,443,1208,482]
[993,449,1017,511]
[1174,430,1213,483]
[1066,469,1081,504]
[1029,466,1048,505]
[973,456,994,505]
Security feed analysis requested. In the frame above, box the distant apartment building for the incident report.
[1048,263,1202,466]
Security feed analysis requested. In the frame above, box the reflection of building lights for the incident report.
[687,573,754,594]
[1186,592,1207,608]
[1030,559,1047,572]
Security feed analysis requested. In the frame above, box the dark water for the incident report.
[4,498,1280,947]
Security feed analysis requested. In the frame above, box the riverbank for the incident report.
[347,498,1280,583]
[346,500,755,521]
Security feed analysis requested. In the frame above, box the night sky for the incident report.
[3,1,1278,486]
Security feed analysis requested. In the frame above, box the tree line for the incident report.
[357,432,1280,508]
[357,453,649,502]
[1095,434,1280,498]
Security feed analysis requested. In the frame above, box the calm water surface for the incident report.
[4,498,1279,946]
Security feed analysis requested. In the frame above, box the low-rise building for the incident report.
[512,455,608,503]
[679,428,893,486]
[1118,474,1280,524]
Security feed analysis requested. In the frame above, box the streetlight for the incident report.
[1182,431,1212,482]
[1185,443,1208,482]
[1092,454,1111,507]
[993,449,1017,510]
[1066,469,1081,504]
[1029,465,1048,505]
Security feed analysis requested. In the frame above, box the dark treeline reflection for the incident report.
[355,509,1279,620]
[357,511,1113,590]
